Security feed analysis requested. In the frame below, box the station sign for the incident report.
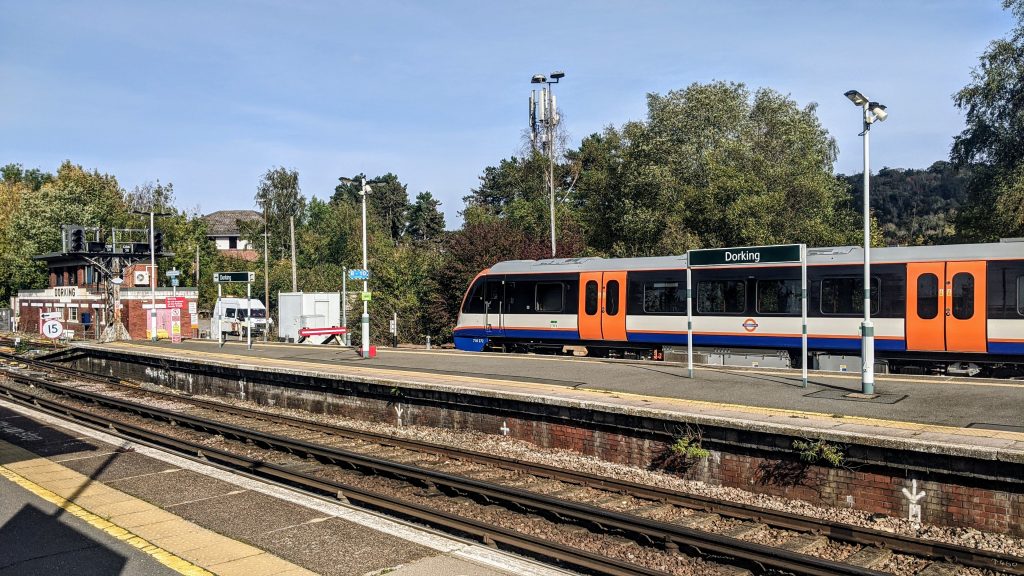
[689,244,802,267]
[213,271,255,283]
[348,269,370,281]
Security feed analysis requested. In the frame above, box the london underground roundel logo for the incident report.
[742,318,759,332]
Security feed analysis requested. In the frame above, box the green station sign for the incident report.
[689,244,802,267]
[213,271,255,283]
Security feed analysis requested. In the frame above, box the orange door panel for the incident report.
[945,261,987,353]
[906,263,945,351]
[601,272,627,341]
[578,272,603,341]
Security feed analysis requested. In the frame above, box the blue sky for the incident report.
[0,1,1012,227]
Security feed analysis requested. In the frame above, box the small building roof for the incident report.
[203,210,262,237]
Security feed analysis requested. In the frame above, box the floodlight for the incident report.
[869,102,888,121]
[531,74,546,83]
[550,71,565,80]
[844,90,868,106]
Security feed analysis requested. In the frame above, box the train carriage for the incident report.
[454,241,1024,376]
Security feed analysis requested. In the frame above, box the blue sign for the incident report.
[348,269,369,281]
[170,277,179,287]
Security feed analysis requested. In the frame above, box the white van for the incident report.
[211,298,271,339]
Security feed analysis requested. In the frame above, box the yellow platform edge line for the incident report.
[108,342,1024,443]
[0,464,214,576]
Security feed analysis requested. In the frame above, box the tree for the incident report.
[247,167,305,260]
[407,191,445,242]
[568,82,859,256]
[951,0,1024,240]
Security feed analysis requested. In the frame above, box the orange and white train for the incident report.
[454,241,1024,377]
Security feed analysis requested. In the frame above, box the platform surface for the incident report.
[78,339,1024,461]
[0,397,567,576]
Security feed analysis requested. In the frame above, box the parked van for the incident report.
[211,298,271,339]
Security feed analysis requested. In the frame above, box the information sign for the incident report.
[171,277,179,287]
[689,244,802,267]
[213,272,255,283]
[165,297,187,309]
[348,269,370,281]
[41,319,64,339]
[360,291,372,302]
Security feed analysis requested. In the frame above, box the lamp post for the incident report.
[132,210,172,342]
[340,177,373,357]
[844,90,888,395]
[530,70,565,258]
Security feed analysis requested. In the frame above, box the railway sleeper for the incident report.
[843,546,893,569]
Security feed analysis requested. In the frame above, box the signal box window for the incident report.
[697,280,746,314]
[606,280,620,316]
[952,273,974,320]
[535,282,564,313]
[644,282,686,314]
[584,281,598,315]
[820,277,879,315]
[917,274,939,319]
[68,307,78,322]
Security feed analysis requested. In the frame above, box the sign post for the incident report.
[687,244,807,385]
[214,272,256,350]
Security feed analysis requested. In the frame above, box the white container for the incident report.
[277,292,340,342]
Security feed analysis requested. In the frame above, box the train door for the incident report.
[945,261,987,352]
[577,272,627,342]
[483,278,504,338]
[601,272,627,341]
[905,262,987,352]
[578,272,603,340]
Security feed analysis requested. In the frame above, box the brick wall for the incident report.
[71,351,1024,537]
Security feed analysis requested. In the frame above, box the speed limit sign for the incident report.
[42,319,64,339]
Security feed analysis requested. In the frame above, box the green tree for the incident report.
[568,82,859,256]
[246,167,305,260]
[407,191,446,242]
[952,0,1024,240]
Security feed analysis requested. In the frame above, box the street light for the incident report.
[340,177,373,358]
[530,70,565,258]
[844,89,888,395]
[131,209,172,342]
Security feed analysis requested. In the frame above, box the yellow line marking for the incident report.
[0,464,213,576]
[107,342,1024,444]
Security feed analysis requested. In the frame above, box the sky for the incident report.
[0,1,1014,227]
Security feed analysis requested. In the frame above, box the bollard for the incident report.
[426,336,431,350]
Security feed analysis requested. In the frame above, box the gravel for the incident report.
[191,390,1024,560]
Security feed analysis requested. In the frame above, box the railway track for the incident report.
[0,351,1021,576]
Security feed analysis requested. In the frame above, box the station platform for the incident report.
[78,339,1024,465]
[0,397,570,576]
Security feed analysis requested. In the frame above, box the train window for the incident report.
[644,282,686,313]
[606,280,620,316]
[1018,276,1024,316]
[585,281,598,315]
[462,278,489,314]
[485,281,503,313]
[952,273,974,320]
[696,280,746,314]
[917,274,939,319]
[820,277,879,315]
[757,279,801,315]
[536,282,564,313]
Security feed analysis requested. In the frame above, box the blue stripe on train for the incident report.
[989,341,1024,355]
[626,332,907,352]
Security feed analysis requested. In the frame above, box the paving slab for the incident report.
[108,467,242,507]
[253,517,435,576]
[167,489,330,541]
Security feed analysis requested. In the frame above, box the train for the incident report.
[453,241,1024,377]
